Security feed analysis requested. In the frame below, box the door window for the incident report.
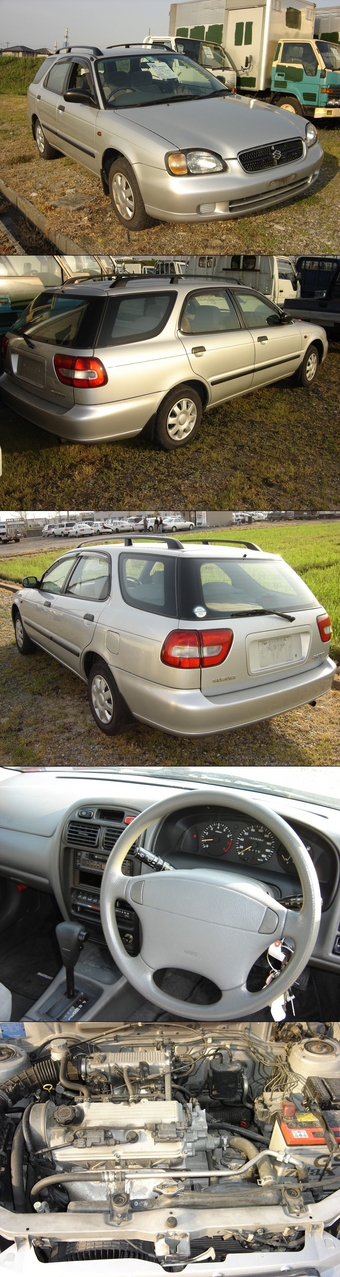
[40,556,78,594]
[233,292,282,328]
[66,555,111,601]
[281,42,318,75]
[180,291,241,334]
[68,60,96,99]
[44,59,70,94]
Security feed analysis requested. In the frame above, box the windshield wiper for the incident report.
[222,608,296,621]
[19,330,35,349]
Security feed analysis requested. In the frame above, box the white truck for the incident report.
[169,0,340,117]
[0,522,21,544]
[154,254,299,304]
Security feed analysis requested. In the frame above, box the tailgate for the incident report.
[7,336,75,407]
[199,615,316,697]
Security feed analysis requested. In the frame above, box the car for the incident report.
[62,522,94,537]
[0,765,340,1027]
[162,516,195,530]
[1,1014,340,1272]
[0,276,328,450]
[11,534,335,739]
[26,44,323,229]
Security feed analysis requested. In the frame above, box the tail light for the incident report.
[54,354,108,389]
[161,628,234,669]
[1,335,9,361]
[317,613,332,642]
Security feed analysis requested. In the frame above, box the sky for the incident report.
[0,0,332,49]
[0,0,172,49]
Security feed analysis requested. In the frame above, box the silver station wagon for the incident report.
[26,44,323,228]
[0,277,328,450]
[12,536,335,737]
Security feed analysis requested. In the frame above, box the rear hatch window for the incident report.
[10,293,104,348]
[178,556,319,619]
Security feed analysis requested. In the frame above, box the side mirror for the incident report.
[64,89,97,107]
[22,575,40,588]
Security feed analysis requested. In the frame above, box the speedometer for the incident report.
[236,824,276,865]
[201,821,233,858]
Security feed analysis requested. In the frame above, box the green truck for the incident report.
[169,0,340,117]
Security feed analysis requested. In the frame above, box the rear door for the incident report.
[231,290,302,388]
[178,288,254,402]
[37,58,70,149]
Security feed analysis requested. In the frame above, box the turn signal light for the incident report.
[317,613,332,642]
[161,628,234,669]
[54,354,108,388]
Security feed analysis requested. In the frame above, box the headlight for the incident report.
[166,149,226,175]
[305,122,317,147]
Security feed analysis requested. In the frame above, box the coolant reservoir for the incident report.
[0,1042,29,1082]
[289,1037,340,1079]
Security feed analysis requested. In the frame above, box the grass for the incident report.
[1,520,339,660]
[0,57,44,95]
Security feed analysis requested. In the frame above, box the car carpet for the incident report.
[0,892,62,1016]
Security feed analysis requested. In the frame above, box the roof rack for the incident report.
[108,274,177,289]
[57,45,103,56]
[196,538,261,551]
[77,533,184,551]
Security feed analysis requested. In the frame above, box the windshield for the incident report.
[95,52,227,107]
[178,556,319,619]
[126,766,340,810]
[316,40,340,71]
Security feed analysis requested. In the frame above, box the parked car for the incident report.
[26,44,323,230]
[162,516,195,530]
[65,522,95,537]
[143,34,237,90]
[0,277,328,451]
[12,536,335,738]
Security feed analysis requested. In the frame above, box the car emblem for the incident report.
[271,146,282,164]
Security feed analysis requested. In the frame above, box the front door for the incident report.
[178,288,254,403]
[232,290,302,388]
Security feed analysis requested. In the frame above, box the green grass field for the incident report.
[0,56,44,95]
[1,521,339,660]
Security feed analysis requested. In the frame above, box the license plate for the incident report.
[268,171,297,190]
[250,634,302,672]
[17,354,45,388]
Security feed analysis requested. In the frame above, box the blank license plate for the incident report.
[251,634,302,671]
[17,354,45,387]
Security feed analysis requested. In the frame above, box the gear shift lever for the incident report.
[55,922,88,1000]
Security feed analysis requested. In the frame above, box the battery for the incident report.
[270,1109,340,1161]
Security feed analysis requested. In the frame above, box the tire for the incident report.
[154,385,203,450]
[34,118,61,160]
[87,660,131,736]
[14,611,36,655]
[108,158,154,231]
[296,343,319,387]
[275,96,304,116]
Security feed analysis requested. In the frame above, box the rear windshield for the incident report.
[119,554,176,617]
[178,557,319,619]
[98,292,176,346]
[10,293,103,348]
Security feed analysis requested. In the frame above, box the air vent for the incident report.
[67,820,100,848]
[102,825,124,851]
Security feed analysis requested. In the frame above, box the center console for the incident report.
[60,804,141,956]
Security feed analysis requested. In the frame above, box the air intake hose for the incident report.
[0,1058,59,1110]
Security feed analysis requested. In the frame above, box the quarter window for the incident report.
[66,555,110,601]
[119,554,176,616]
[40,556,78,594]
[98,292,176,347]
[180,291,241,334]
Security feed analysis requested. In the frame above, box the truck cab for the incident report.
[271,36,340,117]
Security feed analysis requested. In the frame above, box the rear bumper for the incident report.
[0,374,160,442]
[113,656,336,735]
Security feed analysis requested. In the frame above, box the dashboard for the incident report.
[0,768,340,986]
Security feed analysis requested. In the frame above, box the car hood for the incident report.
[115,93,306,156]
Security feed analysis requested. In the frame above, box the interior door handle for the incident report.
[257,335,269,343]
[58,104,65,112]
[191,346,206,355]
[83,613,94,621]
[44,601,51,608]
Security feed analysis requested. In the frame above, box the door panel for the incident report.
[178,290,254,402]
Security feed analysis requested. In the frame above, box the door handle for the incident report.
[58,104,65,112]
[83,613,94,621]
[44,601,51,608]
[191,346,206,355]
[37,94,41,100]
[257,335,269,343]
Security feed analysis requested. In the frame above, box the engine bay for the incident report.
[1,1023,340,1265]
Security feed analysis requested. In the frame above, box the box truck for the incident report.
[169,0,340,116]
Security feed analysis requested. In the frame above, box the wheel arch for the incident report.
[101,148,126,194]
[82,649,102,680]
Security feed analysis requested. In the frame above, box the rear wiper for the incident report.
[226,608,295,622]
[20,330,35,349]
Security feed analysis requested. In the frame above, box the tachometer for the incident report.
[236,824,276,865]
[201,821,233,858]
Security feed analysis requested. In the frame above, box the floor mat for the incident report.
[0,892,62,1009]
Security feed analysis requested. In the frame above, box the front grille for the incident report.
[66,819,100,847]
[238,136,304,172]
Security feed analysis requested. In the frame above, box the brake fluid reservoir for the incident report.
[0,1042,29,1082]
[289,1037,340,1079]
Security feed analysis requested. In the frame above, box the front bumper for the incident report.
[0,374,161,441]
[138,141,323,221]
[113,656,336,735]
[315,105,340,118]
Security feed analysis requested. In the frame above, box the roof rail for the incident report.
[108,274,177,289]
[77,533,184,551]
[193,538,261,551]
[57,45,103,56]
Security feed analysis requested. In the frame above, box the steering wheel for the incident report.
[100,790,321,1020]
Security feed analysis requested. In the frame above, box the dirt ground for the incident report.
[0,587,339,766]
[0,96,339,254]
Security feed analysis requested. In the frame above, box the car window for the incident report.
[40,556,78,594]
[96,52,226,108]
[200,43,230,70]
[68,60,96,97]
[178,557,319,618]
[66,555,110,601]
[281,42,318,75]
[32,57,57,83]
[11,294,103,348]
[233,292,281,328]
[44,59,70,95]
[98,292,176,346]
[119,554,176,617]
[180,291,241,334]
